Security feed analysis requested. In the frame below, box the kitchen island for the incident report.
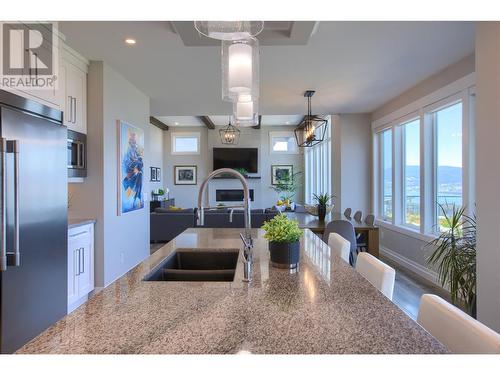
[17,228,447,354]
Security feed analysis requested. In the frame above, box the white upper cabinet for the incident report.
[61,44,88,134]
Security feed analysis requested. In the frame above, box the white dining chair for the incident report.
[355,252,395,300]
[328,232,351,264]
[417,294,500,353]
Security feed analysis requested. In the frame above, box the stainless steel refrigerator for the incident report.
[0,90,67,353]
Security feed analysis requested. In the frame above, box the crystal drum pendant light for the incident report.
[221,37,259,103]
[294,90,328,147]
[219,118,241,145]
[194,21,264,41]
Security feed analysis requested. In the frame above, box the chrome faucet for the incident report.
[197,168,253,282]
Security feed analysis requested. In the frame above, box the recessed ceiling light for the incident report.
[286,121,290,125]
[124,38,136,45]
[174,122,179,125]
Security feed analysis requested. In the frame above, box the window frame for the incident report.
[269,131,299,154]
[372,76,475,240]
[171,132,201,155]
[399,114,421,230]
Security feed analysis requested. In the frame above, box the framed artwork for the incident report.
[150,167,157,182]
[271,165,293,185]
[150,167,161,182]
[175,165,197,185]
[118,120,145,215]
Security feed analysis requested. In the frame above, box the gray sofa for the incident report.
[150,208,278,243]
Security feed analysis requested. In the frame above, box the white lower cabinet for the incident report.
[68,223,94,313]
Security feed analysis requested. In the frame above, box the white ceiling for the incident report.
[59,21,475,117]
[156,115,303,127]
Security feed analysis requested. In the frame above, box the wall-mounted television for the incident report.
[213,148,258,173]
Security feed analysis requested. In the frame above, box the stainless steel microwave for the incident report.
[67,129,87,177]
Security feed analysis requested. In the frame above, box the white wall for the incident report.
[331,114,372,215]
[149,124,165,192]
[475,22,500,332]
[162,125,304,209]
[69,61,155,287]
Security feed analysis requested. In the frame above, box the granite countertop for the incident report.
[68,218,96,229]
[17,228,448,354]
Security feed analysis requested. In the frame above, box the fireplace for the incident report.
[216,189,254,202]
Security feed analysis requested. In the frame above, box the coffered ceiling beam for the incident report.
[252,115,262,129]
[199,116,215,129]
[149,116,169,131]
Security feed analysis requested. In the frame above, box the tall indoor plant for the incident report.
[262,214,302,269]
[426,203,476,316]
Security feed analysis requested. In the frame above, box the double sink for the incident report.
[144,248,239,282]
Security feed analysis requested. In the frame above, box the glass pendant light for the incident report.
[232,94,259,127]
[194,21,264,41]
[294,90,328,147]
[221,37,259,102]
[219,118,241,145]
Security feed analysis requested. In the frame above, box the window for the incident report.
[304,117,332,204]
[270,131,298,154]
[403,119,420,226]
[171,132,200,155]
[373,83,473,238]
[381,129,393,221]
[433,102,463,231]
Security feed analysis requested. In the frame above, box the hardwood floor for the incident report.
[381,256,450,320]
[148,243,449,321]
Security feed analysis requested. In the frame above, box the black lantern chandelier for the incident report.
[294,90,328,147]
[219,118,241,145]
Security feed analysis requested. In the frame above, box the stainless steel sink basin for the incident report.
[143,248,239,282]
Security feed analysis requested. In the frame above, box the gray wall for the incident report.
[69,61,154,287]
[331,114,372,215]
[163,125,304,208]
[475,22,500,332]
[372,54,475,121]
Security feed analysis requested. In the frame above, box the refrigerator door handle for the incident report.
[9,140,20,266]
[0,138,6,271]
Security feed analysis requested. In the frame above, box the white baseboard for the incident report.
[379,245,440,286]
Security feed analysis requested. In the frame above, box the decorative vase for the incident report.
[269,240,300,269]
[317,205,326,221]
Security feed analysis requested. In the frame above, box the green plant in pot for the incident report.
[313,193,335,221]
[270,171,302,211]
[262,214,302,269]
[425,203,476,317]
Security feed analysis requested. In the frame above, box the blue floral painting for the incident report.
[118,121,144,214]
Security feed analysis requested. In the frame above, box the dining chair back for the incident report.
[355,252,395,300]
[417,294,500,353]
[323,220,357,265]
[343,208,352,219]
[327,233,351,264]
[353,210,362,222]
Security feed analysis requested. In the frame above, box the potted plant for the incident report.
[425,203,476,317]
[261,214,302,269]
[270,171,302,211]
[313,193,335,221]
